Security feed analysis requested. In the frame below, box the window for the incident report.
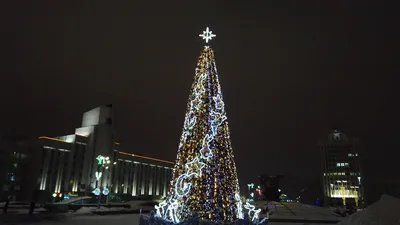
[337,162,349,167]
[12,162,18,168]
[348,153,354,157]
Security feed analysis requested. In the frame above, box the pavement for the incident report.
[0,201,343,225]
[1,214,335,225]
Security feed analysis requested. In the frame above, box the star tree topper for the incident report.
[199,27,216,44]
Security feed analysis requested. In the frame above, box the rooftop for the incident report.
[38,136,174,165]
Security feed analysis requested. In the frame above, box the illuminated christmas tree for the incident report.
[149,28,265,225]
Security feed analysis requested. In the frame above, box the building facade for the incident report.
[0,136,40,201]
[0,105,173,202]
[319,130,363,206]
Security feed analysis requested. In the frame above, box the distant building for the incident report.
[258,175,284,201]
[319,130,363,206]
[0,136,38,201]
[0,105,173,202]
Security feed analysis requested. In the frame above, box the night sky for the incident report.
[1,1,399,199]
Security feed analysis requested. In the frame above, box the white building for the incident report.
[36,105,173,199]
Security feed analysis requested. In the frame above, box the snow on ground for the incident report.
[252,201,341,223]
[30,214,142,225]
[337,194,400,225]
[0,201,47,215]
[23,214,327,225]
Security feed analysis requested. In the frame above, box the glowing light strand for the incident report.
[155,47,263,224]
[199,27,216,44]
[156,54,227,222]
[156,71,209,223]
[235,193,244,219]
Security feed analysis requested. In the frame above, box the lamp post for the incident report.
[94,155,111,209]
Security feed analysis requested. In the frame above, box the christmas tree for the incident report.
[152,28,264,225]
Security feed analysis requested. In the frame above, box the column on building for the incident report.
[155,166,160,196]
[163,167,168,197]
[148,165,154,195]
[136,163,142,195]
[123,162,128,194]
[132,162,138,196]
[140,164,146,195]
[40,148,52,190]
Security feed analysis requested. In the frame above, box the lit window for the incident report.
[337,180,341,183]
[10,175,15,182]
[341,163,344,166]
[342,180,347,183]
[323,173,326,176]
[355,153,358,156]
[345,163,349,166]
[348,153,354,157]
[12,162,18,168]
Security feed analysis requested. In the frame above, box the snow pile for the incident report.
[74,207,93,214]
[337,194,400,225]
[92,206,127,212]
[55,196,92,204]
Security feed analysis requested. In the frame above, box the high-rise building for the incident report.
[0,105,173,202]
[0,135,37,201]
[319,130,363,206]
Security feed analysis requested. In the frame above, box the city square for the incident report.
[1,1,399,225]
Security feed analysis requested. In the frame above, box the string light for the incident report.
[244,202,261,222]
[95,172,102,181]
[235,193,244,219]
[199,27,216,44]
[153,31,263,224]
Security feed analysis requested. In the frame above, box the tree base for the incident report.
[139,214,268,225]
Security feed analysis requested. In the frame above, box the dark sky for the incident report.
[1,1,399,198]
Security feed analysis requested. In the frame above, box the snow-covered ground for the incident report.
[0,201,47,215]
[337,194,400,225]
[23,214,327,225]
[1,201,340,225]
[5,196,399,225]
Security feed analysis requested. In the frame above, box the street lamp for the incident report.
[94,155,112,209]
